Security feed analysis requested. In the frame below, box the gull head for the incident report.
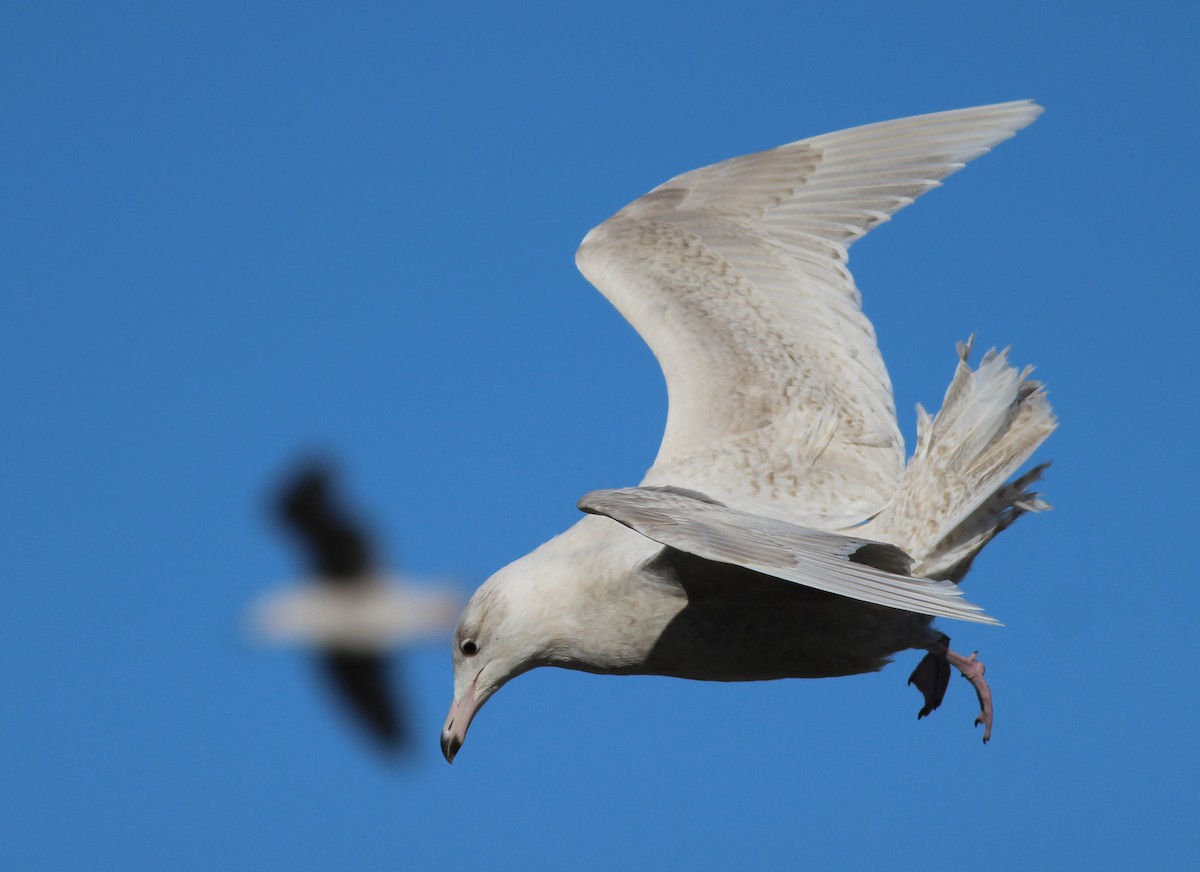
[440,516,664,763]
[440,562,547,763]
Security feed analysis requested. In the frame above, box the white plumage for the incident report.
[252,577,461,651]
[441,102,1056,762]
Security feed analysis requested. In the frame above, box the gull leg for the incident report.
[944,648,993,743]
[908,635,994,743]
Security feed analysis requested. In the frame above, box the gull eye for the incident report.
[460,639,478,656]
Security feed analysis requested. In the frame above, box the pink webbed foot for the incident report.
[943,649,993,743]
[908,637,994,743]
[907,649,950,719]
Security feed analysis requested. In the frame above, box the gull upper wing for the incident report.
[576,101,1042,526]
[579,486,1000,625]
[278,464,374,581]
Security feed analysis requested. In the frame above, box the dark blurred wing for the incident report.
[318,651,409,751]
[579,486,1000,625]
[277,465,373,580]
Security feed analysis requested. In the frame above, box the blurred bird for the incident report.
[442,101,1056,763]
[252,461,459,753]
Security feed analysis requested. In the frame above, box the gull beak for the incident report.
[440,677,479,764]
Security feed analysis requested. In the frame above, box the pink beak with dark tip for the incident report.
[440,677,479,764]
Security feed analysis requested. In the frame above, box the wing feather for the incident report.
[579,486,1000,625]
[576,101,1041,525]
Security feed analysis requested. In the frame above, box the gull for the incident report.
[441,101,1056,762]
[252,461,459,752]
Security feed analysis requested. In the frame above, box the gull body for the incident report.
[254,575,462,652]
[443,102,1056,761]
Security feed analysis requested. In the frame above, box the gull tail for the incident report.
[860,337,1057,581]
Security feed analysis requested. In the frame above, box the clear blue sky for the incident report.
[4,2,1196,869]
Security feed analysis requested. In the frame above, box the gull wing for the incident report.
[318,651,409,751]
[576,101,1041,526]
[579,486,1000,625]
[277,463,374,581]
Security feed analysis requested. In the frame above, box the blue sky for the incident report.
[4,2,1196,869]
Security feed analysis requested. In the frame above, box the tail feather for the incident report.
[861,337,1057,579]
[920,462,1051,582]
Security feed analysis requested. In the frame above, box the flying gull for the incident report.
[252,461,459,752]
[442,101,1056,762]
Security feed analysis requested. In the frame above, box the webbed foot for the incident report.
[944,648,993,743]
[909,636,994,743]
[907,649,950,719]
